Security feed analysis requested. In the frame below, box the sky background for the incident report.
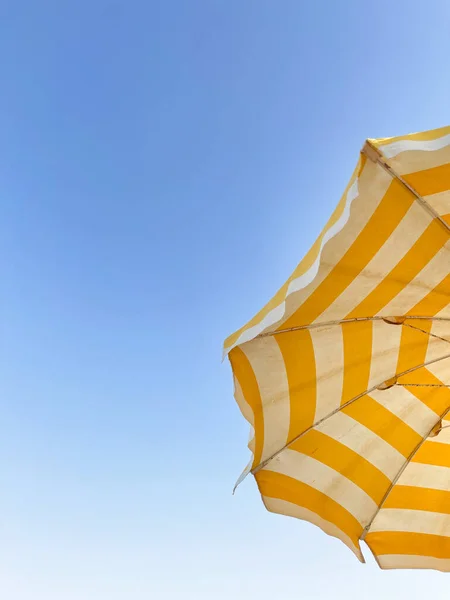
[1,1,450,598]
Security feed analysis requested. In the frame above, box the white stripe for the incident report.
[387,144,450,177]
[234,377,254,426]
[233,378,256,453]
[378,555,450,571]
[434,302,450,320]
[232,380,256,490]
[287,179,359,297]
[422,190,450,216]
[241,337,290,463]
[315,201,431,323]
[379,132,450,159]
[367,320,402,389]
[426,321,450,365]
[369,386,438,436]
[233,458,253,492]
[397,462,450,491]
[263,496,364,561]
[265,449,378,525]
[316,412,405,480]
[380,246,450,318]
[223,301,287,359]
[370,509,450,536]
[310,326,344,423]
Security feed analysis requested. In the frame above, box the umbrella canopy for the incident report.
[224,125,450,571]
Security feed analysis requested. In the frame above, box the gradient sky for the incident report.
[2,1,450,599]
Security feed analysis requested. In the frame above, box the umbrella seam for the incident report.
[403,321,450,346]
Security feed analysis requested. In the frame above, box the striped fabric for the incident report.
[225,125,450,571]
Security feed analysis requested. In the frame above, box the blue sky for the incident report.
[2,1,450,598]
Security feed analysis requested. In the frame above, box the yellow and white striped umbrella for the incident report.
[224,125,450,571]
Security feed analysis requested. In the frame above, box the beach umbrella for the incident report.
[224,125,450,571]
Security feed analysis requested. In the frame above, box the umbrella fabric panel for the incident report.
[231,320,450,565]
[254,376,446,562]
[230,319,450,479]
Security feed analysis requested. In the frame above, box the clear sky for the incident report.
[2,1,450,598]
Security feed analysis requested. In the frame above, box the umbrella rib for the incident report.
[361,404,450,541]
[403,321,450,346]
[259,316,450,338]
[251,348,450,475]
[364,140,450,236]
[398,383,450,387]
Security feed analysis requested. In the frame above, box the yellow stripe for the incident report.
[370,125,450,148]
[366,531,450,559]
[280,178,415,329]
[396,319,431,375]
[290,429,391,504]
[397,368,450,415]
[384,485,450,513]
[341,321,372,406]
[275,329,316,441]
[256,470,363,545]
[229,347,264,469]
[223,158,365,351]
[413,441,450,468]
[404,162,450,197]
[346,221,448,319]
[406,273,450,317]
[342,395,421,457]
